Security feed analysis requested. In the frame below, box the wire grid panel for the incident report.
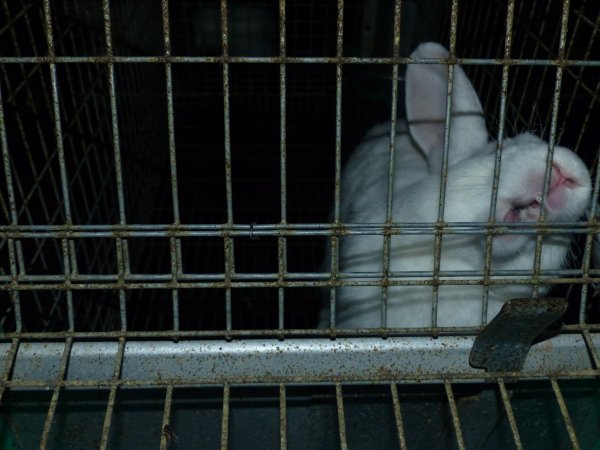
[1,0,600,449]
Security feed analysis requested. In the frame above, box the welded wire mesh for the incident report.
[1,0,600,449]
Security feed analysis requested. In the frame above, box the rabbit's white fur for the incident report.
[321,42,591,328]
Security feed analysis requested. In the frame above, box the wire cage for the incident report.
[1,0,600,449]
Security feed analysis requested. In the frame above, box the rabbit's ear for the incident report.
[406,42,488,171]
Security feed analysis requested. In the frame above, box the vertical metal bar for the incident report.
[575,41,600,325]
[482,0,515,325]
[497,378,523,450]
[52,13,83,280]
[73,19,118,232]
[557,2,600,145]
[98,389,117,448]
[220,384,230,450]
[572,81,600,155]
[466,0,493,95]
[539,0,570,131]
[279,383,287,450]
[327,0,345,331]
[33,20,68,206]
[431,0,460,329]
[9,0,70,299]
[579,148,600,323]
[532,0,570,297]
[115,238,127,331]
[220,0,233,224]
[550,378,581,450]
[581,328,600,369]
[161,0,181,332]
[335,383,348,450]
[0,339,20,403]
[0,1,59,281]
[517,0,553,130]
[39,338,73,450]
[381,0,402,330]
[99,337,126,450]
[18,0,55,121]
[102,0,129,331]
[277,0,287,334]
[0,66,22,332]
[169,217,182,330]
[220,0,234,335]
[102,0,127,224]
[42,0,75,331]
[444,380,466,450]
[60,238,74,330]
[390,383,407,450]
[159,385,175,450]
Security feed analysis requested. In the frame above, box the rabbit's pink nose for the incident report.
[550,163,576,190]
[546,163,573,210]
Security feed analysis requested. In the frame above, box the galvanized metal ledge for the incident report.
[3,333,599,387]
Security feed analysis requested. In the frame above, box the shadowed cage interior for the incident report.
[1,1,600,449]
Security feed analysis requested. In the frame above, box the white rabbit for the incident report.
[321,42,592,328]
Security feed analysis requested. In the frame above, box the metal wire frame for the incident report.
[453,0,600,328]
[2,329,599,385]
[2,1,597,338]
[2,15,600,335]
[1,0,140,332]
[1,0,169,332]
[0,377,594,448]
[3,54,600,67]
[5,330,590,447]
[1,1,600,449]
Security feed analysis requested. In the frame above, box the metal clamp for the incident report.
[470,297,568,372]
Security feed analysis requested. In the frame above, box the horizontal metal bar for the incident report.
[0,220,595,232]
[1,323,599,341]
[0,222,596,241]
[2,333,598,387]
[2,55,600,67]
[1,266,594,281]
[1,275,598,292]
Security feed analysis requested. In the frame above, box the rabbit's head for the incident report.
[406,43,591,260]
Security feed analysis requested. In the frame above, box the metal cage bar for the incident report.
[497,377,523,449]
[39,337,73,450]
[335,383,349,450]
[481,0,515,325]
[325,0,345,332]
[278,0,288,333]
[531,0,572,298]
[279,383,287,450]
[430,0,460,328]
[159,385,175,450]
[390,382,408,450]
[380,0,402,329]
[550,377,581,450]
[220,384,231,450]
[3,55,600,67]
[444,379,466,450]
[0,1,599,448]
[161,0,183,333]
[220,0,235,336]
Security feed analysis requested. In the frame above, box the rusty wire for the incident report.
[0,0,599,448]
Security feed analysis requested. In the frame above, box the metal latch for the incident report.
[469,298,568,372]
